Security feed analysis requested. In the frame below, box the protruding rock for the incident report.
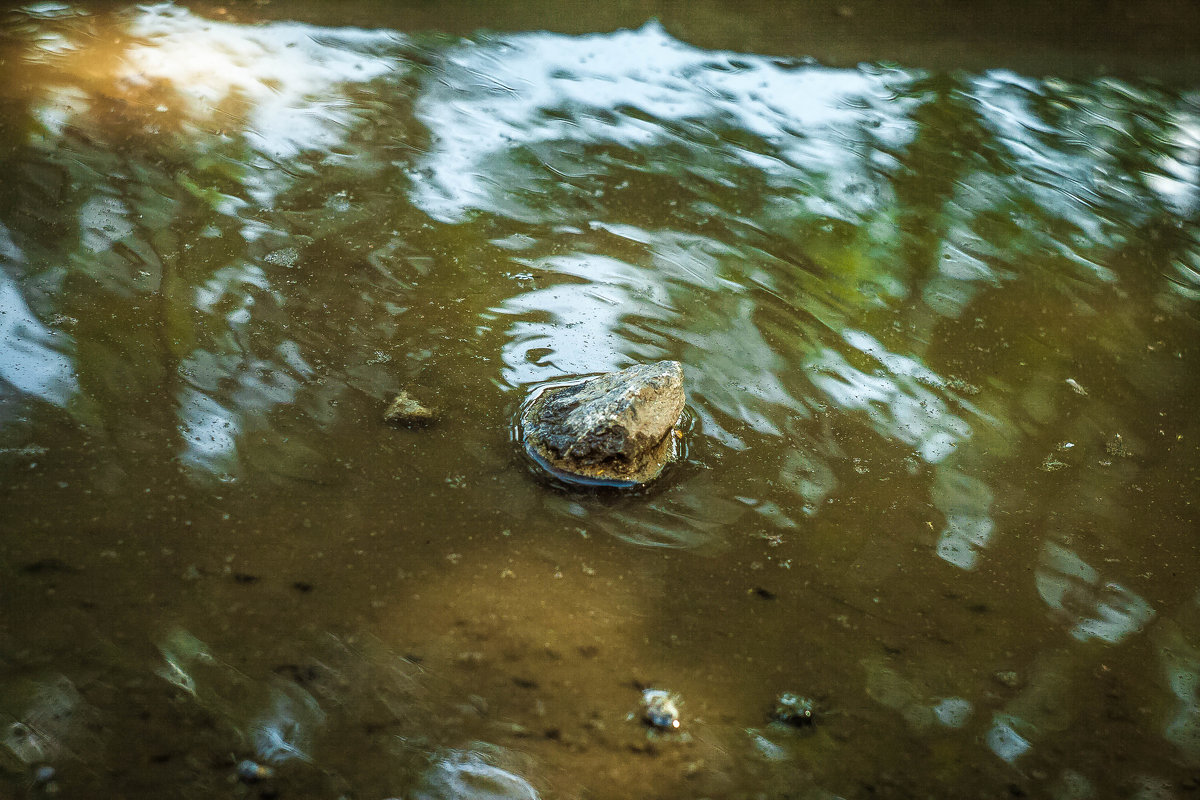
[384,390,435,426]
[521,361,685,485]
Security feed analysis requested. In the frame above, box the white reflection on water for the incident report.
[0,272,77,413]
[0,674,99,775]
[177,386,241,477]
[251,686,324,765]
[26,3,405,215]
[863,657,975,732]
[922,238,1014,318]
[970,71,1124,263]
[986,713,1032,763]
[155,628,214,696]
[1146,110,1200,217]
[154,629,327,764]
[932,696,973,728]
[932,467,995,571]
[811,330,974,464]
[492,230,812,446]
[1036,542,1155,644]
[496,253,659,383]
[410,22,918,222]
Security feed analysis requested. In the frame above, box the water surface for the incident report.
[1,2,1199,798]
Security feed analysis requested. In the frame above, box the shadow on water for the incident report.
[1,1,1199,798]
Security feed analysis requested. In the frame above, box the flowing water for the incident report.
[1,2,1199,798]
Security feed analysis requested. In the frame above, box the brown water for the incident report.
[1,2,1199,798]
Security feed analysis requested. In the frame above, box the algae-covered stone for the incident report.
[521,361,685,485]
[384,390,435,426]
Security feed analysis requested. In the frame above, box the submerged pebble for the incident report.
[383,390,436,426]
[236,760,274,782]
[640,689,681,730]
[772,692,816,726]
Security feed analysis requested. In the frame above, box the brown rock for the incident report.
[521,361,685,485]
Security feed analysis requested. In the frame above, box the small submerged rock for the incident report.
[640,689,681,730]
[236,759,274,782]
[384,390,436,426]
[521,361,685,486]
[771,692,816,726]
[992,670,1021,690]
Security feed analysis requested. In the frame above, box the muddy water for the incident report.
[1,2,1199,798]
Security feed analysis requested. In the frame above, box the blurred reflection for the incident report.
[811,330,974,464]
[121,4,403,209]
[0,674,97,770]
[985,712,1032,763]
[931,467,995,571]
[155,628,214,696]
[250,685,324,765]
[412,750,540,800]
[1036,542,1155,644]
[1153,592,1200,763]
[155,629,328,766]
[0,272,77,414]
[410,22,918,223]
[862,657,974,732]
[495,253,656,385]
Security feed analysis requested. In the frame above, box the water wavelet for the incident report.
[0,4,423,485]
[121,5,404,182]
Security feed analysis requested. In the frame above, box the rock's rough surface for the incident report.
[521,360,685,485]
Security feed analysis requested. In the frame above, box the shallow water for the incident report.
[1,2,1199,798]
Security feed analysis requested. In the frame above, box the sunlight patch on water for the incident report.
[986,713,1031,763]
[123,4,402,163]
